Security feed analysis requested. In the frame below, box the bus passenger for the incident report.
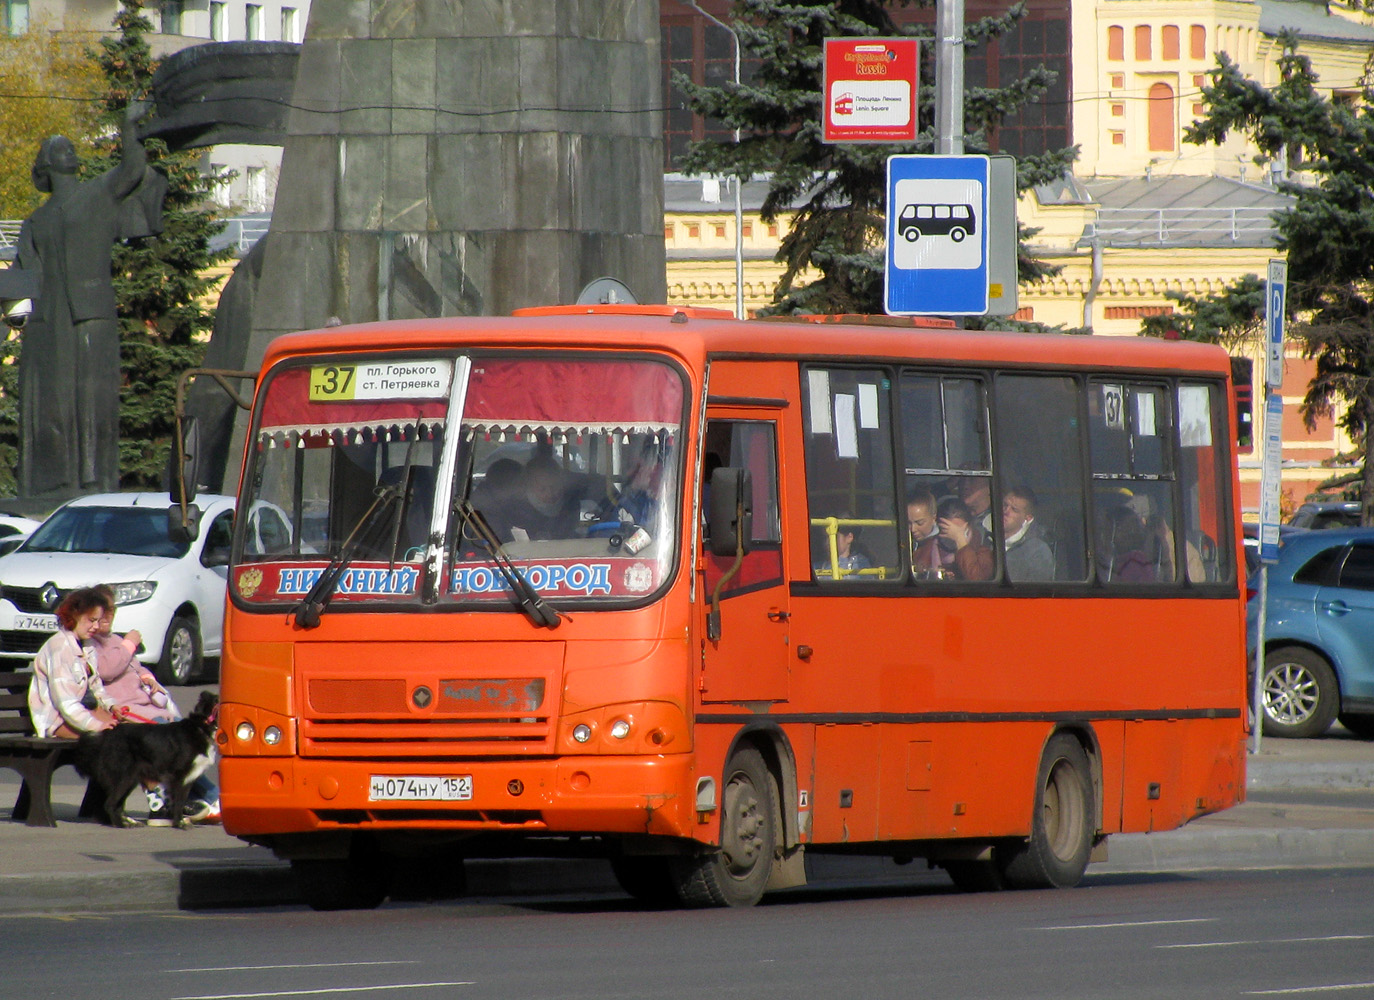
[816,522,871,579]
[937,497,994,581]
[907,490,947,578]
[1101,502,1155,583]
[956,476,994,535]
[1002,485,1054,582]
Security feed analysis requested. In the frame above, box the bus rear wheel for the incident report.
[998,733,1094,889]
[671,747,777,908]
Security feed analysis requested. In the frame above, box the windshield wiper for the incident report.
[456,500,561,630]
[293,485,400,629]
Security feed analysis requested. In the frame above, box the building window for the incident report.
[1193,102,1204,116]
[160,0,183,35]
[1148,82,1175,151]
[1108,25,1123,61]
[210,163,231,206]
[742,222,752,239]
[1111,131,1125,145]
[664,224,674,239]
[687,223,700,239]
[246,165,267,212]
[209,0,226,39]
[1111,73,1124,88]
[246,3,262,40]
[1162,25,1179,60]
[1135,25,1151,61]
[5,0,28,34]
[281,6,298,42]
[767,223,778,237]
[1193,73,1205,89]
[1191,25,1206,60]
[1111,103,1124,117]
[713,222,725,238]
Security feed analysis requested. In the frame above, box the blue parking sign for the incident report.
[885,155,990,316]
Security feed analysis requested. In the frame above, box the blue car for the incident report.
[1247,527,1374,739]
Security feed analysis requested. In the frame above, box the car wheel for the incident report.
[1262,647,1338,739]
[1337,712,1374,740]
[156,615,202,686]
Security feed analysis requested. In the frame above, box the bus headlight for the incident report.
[262,726,282,746]
[572,724,593,743]
[235,721,256,743]
[560,702,686,753]
[610,719,631,740]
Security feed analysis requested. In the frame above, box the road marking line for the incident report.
[1244,983,1374,995]
[171,963,416,973]
[1036,918,1216,931]
[1161,935,1374,950]
[171,983,474,1000]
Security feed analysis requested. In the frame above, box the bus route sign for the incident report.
[885,154,990,316]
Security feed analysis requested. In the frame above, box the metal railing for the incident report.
[1089,207,1279,245]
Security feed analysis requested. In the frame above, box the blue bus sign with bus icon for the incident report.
[885,155,990,316]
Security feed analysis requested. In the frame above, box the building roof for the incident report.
[1080,175,1294,248]
[1259,0,1374,44]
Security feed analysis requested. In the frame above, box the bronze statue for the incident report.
[15,103,166,498]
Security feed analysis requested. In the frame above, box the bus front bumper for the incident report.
[220,753,699,841]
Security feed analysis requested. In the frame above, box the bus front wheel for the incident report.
[292,845,391,911]
[671,747,777,907]
[998,733,1094,889]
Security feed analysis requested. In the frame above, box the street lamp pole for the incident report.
[686,1,745,319]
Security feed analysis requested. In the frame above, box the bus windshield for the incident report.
[236,353,686,608]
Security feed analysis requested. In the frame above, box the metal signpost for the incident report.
[1253,258,1288,754]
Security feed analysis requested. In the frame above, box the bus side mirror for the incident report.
[169,502,202,544]
[169,415,201,506]
[707,467,752,558]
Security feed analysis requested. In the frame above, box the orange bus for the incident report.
[207,306,1247,909]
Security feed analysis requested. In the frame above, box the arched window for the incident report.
[1148,82,1175,151]
[1135,25,1152,60]
[1162,25,1179,60]
[1108,25,1124,61]
[1190,25,1206,60]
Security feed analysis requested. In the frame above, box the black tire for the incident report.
[670,747,777,908]
[610,856,679,905]
[292,853,390,911]
[941,858,1008,892]
[1262,647,1338,739]
[998,733,1095,890]
[156,614,201,686]
[950,227,967,242]
[1337,712,1374,740]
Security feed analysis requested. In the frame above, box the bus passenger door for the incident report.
[699,413,790,704]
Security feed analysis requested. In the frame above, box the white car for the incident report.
[0,493,289,684]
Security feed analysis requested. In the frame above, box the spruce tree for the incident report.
[676,0,1076,316]
[87,0,231,489]
[1184,31,1374,523]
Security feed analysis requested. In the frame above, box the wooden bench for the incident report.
[0,668,101,827]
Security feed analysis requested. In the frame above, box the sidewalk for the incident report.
[3,734,1374,915]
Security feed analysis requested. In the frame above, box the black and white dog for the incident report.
[74,691,219,828]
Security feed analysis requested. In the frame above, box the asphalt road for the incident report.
[3,865,1372,1000]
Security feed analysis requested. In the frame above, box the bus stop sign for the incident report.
[885,154,990,316]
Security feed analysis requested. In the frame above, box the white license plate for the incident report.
[368,775,473,802]
[13,614,57,632]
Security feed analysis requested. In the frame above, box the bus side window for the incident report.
[1178,382,1233,584]
[802,367,901,582]
[1088,381,1179,585]
[993,374,1089,583]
